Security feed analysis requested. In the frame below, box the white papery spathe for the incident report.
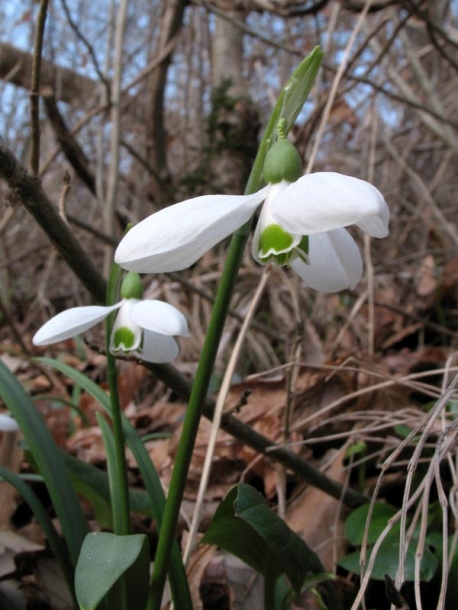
[32,299,189,364]
[115,172,389,293]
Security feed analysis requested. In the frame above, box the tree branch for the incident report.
[43,96,96,194]
[29,0,50,174]
[0,137,106,303]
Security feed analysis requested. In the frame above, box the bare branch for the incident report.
[29,0,50,174]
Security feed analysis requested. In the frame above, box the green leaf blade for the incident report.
[203,483,332,597]
[75,532,149,610]
[0,361,88,566]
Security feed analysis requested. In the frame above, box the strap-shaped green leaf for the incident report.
[36,357,192,609]
[0,361,88,566]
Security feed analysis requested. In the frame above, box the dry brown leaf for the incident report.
[0,531,44,578]
[415,254,437,296]
[66,426,107,463]
[221,550,263,610]
[286,449,347,572]
[184,537,218,610]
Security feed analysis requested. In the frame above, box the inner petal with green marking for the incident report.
[112,326,137,351]
[258,223,306,266]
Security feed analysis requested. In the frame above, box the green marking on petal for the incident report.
[112,327,136,351]
[260,224,294,256]
[258,224,297,266]
[297,235,309,262]
[258,227,310,267]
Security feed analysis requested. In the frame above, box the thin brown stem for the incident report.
[29,0,50,175]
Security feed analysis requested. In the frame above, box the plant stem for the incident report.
[105,352,131,535]
[148,219,253,609]
[105,266,131,536]
[263,566,277,610]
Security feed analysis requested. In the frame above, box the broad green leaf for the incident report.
[75,532,149,610]
[0,361,88,566]
[338,535,438,582]
[345,502,398,546]
[203,485,270,574]
[203,483,332,598]
[341,502,439,582]
[37,357,192,609]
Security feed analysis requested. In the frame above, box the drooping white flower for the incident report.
[115,137,389,293]
[32,272,189,363]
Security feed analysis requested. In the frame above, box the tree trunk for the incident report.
[144,0,188,207]
[209,10,259,195]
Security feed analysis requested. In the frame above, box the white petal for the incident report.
[110,300,143,352]
[0,414,19,432]
[32,303,122,346]
[115,188,269,273]
[290,229,363,292]
[271,173,389,238]
[130,300,189,337]
[136,330,180,363]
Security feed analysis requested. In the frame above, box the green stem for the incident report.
[264,566,277,610]
[106,352,131,535]
[148,220,253,609]
[105,266,131,536]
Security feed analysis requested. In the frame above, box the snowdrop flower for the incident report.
[115,131,389,293]
[33,272,189,363]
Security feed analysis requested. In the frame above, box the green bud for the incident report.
[263,138,302,184]
[120,271,143,300]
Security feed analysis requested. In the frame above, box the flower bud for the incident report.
[263,138,302,184]
[120,271,143,300]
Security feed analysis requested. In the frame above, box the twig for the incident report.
[306,0,374,173]
[0,138,107,303]
[29,0,49,175]
[104,0,129,274]
[60,0,110,90]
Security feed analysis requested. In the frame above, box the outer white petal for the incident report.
[33,303,122,346]
[115,188,269,273]
[290,229,363,292]
[271,172,389,238]
[137,330,179,363]
[0,414,19,432]
[129,300,189,337]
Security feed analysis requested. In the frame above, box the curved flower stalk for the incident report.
[33,272,189,363]
[115,132,389,293]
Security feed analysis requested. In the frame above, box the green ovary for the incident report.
[112,327,136,351]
